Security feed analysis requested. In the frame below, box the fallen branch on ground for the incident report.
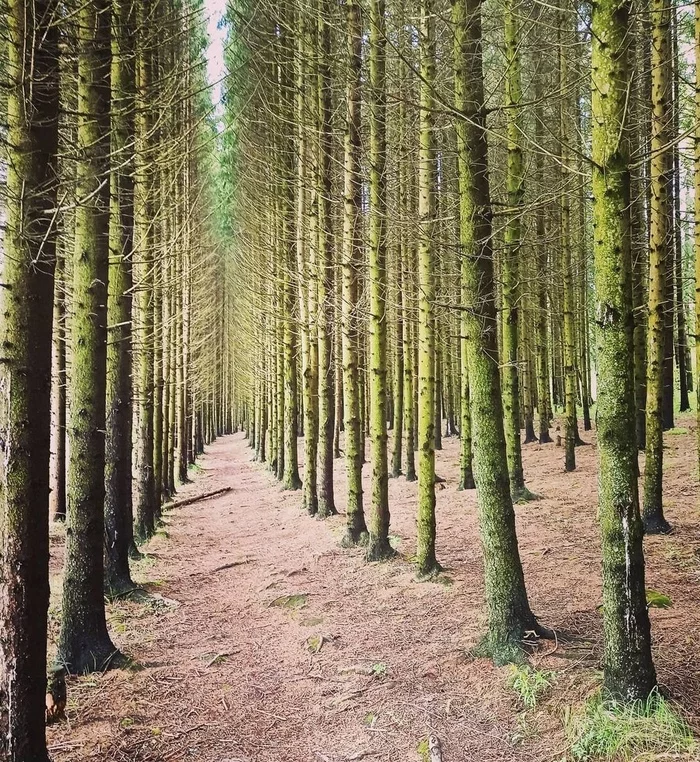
[162,486,232,511]
[191,558,255,576]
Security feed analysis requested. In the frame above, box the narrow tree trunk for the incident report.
[502,0,532,498]
[366,0,393,561]
[105,0,137,597]
[415,0,440,577]
[644,0,672,534]
[50,249,67,522]
[316,2,337,517]
[341,0,368,545]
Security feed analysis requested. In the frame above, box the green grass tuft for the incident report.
[565,689,696,761]
[508,664,554,709]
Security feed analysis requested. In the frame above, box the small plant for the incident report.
[416,738,430,762]
[371,662,388,677]
[565,689,696,761]
[508,664,554,709]
[645,589,672,609]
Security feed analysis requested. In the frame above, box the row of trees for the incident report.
[223,0,697,710]
[0,1,229,759]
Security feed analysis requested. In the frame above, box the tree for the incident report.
[453,0,548,663]
[590,0,657,700]
[105,0,137,596]
[367,0,393,561]
[0,0,59,756]
[58,0,123,674]
[415,0,440,577]
[643,0,673,535]
[341,0,368,546]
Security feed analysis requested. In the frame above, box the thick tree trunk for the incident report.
[58,0,123,674]
[453,0,545,662]
[0,1,59,756]
[591,0,657,700]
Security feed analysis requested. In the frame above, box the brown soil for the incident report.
[48,417,700,762]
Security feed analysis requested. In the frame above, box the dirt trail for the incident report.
[49,426,700,762]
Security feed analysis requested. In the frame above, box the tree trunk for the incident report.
[341,0,368,546]
[0,0,59,755]
[105,0,137,596]
[366,0,393,561]
[453,0,545,663]
[58,0,123,674]
[643,0,672,534]
[591,0,657,700]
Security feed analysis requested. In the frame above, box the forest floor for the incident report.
[47,417,700,762]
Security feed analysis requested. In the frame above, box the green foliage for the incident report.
[565,690,696,761]
[371,662,388,677]
[508,664,554,709]
[645,589,672,609]
[416,738,430,762]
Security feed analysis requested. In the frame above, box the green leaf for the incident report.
[646,589,672,609]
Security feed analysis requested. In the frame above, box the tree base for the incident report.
[128,543,144,561]
[458,472,476,491]
[389,468,403,478]
[470,620,555,666]
[366,537,396,562]
[415,560,443,580]
[341,527,369,548]
[104,575,140,601]
[282,473,302,491]
[539,432,553,444]
[317,502,338,519]
[57,640,128,676]
[512,485,539,504]
[405,471,417,482]
[643,515,672,535]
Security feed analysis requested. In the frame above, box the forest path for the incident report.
[49,429,700,762]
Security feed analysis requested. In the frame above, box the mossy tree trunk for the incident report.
[415,0,440,577]
[0,0,59,755]
[591,0,657,700]
[105,0,137,597]
[341,0,368,545]
[453,0,545,663]
[502,0,531,499]
[367,0,393,561]
[134,0,157,540]
[559,6,578,472]
[58,0,123,674]
[316,1,337,518]
[643,0,672,534]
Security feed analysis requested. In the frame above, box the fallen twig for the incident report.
[162,486,233,511]
[191,558,255,576]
